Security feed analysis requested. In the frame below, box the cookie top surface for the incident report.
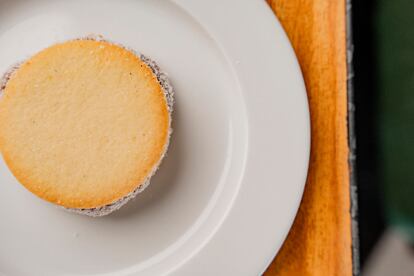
[0,40,170,209]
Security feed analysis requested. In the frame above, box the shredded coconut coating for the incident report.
[0,63,21,94]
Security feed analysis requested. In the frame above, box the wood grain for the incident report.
[264,0,352,275]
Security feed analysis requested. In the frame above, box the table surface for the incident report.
[264,0,354,275]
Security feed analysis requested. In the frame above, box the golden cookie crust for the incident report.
[0,40,170,209]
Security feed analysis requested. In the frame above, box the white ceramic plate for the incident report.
[0,0,309,275]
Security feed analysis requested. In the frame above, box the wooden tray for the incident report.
[264,0,354,275]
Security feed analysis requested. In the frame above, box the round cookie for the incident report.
[0,39,173,215]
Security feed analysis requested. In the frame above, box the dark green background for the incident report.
[377,0,414,238]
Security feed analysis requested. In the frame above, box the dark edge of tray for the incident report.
[346,0,360,275]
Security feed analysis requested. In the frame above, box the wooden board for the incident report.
[264,0,353,275]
